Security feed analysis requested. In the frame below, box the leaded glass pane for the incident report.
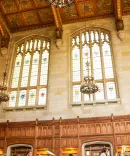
[84,94,93,101]
[73,85,81,102]
[30,52,39,86]
[19,90,26,106]
[38,88,47,105]
[95,83,104,100]
[102,42,114,78]
[9,91,17,107]
[28,89,36,106]
[12,54,22,88]
[106,82,116,99]
[40,50,49,85]
[21,53,31,87]
[72,46,80,82]
[92,43,102,80]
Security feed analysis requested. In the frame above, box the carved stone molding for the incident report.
[56,38,63,49]
[117,30,125,41]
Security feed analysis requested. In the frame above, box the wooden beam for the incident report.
[51,5,63,39]
[114,0,124,31]
[0,15,10,49]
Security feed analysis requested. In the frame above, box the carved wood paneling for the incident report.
[0,140,4,148]
[0,128,5,138]
[61,138,78,148]
[7,127,35,138]
[37,139,52,148]
[38,126,52,137]
[1,115,130,155]
[62,125,78,136]
[116,135,130,145]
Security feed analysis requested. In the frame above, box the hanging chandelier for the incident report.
[47,0,74,8]
[80,61,98,95]
[0,63,9,103]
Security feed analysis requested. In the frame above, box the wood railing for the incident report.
[0,115,130,155]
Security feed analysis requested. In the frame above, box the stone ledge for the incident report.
[70,99,120,107]
[3,105,47,111]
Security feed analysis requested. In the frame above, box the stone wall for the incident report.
[0,15,130,122]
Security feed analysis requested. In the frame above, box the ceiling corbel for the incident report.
[114,0,124,31]
[51,5,63,40]
[0,13,10,56]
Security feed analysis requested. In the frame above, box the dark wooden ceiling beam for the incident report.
[4,6,50,16]
[0,12,10,50]
[74,0,80,17]
[14,0,26,26]
[31,0,42,24]
[51,6,63,39]
[114,0,124,31]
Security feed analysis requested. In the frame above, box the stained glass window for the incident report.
[71,28,118,103]
[9,36,50,107]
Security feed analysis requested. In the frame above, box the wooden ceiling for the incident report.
[0,0,130,33]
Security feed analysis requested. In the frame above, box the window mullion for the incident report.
[89,30,94,101]
[36,49,42,106]
[80,32,83,102]
[15,43,26,107]
[109,39,119,99]
[26,40,34,106]
[99,30,107,100]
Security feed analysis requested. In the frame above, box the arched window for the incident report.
[71,28,119,104]
[9,36,50,107]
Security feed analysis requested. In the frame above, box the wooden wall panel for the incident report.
[1,115,130,155]
[0,128,5,138]
[0,140,4,148]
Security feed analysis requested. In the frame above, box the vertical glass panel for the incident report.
[19,90,26,106]
[95,83,104,100]
[100,32,104,42]
[12,54,22,88]
[82,44,91,77]
[91,31,94,43]
[84,94,93,101]
[76,36,80,45]
[30,52,39,86]
[82,33,85,44]
[72,38,75,46]
[106,82,116,99]
[95,31,99,42]
[47,42,50,49]
[40,50,49,85]
[38,88,47,105]
[30,40,33,51]
[28,89,36,106]
[21,53,31,87]
[102,42,114,78]
[34,39,37,50]
[86,31,89,43]
[38,40,41,50]
[72,46,80,82]
[26,42,29,51]
[73,85,81,102]
[92,43,102,80]
[9,91,17,107]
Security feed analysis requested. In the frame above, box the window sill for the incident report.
[3,105,47,111]
[70,99,120,107]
